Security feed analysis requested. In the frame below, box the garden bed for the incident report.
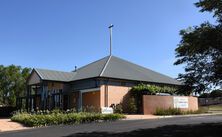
[154,107,204,115]
[11,112,125,127]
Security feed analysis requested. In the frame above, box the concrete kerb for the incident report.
[124,113,222,120]
[159,112,222,118]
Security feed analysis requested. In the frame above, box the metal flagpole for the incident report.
[108,24,114,56]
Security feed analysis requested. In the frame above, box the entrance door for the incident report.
[82,91,100,110]
[63,95,68,110]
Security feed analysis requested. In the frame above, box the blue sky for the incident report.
[0,0,215,78]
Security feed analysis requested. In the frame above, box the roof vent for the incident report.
[74,66,77,72]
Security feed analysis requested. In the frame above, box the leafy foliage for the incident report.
[199,93,210,98]
[127,84,178,114]
[174,0,222,94]
[0,65,31,106]
[154,107,203,115]
[199,89,222,98]
[11,111,125,127]
[131,84,178,95]
[126,97,137,114]
[195,0,222,23]
[210,89,222,98]
[110,104,123,114]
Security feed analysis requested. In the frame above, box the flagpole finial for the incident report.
[109,24,114,28]
[108,24,114,56]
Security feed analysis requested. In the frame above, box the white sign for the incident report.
[173,97,189,108]
[101,107,113,114]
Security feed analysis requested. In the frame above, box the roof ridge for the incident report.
[73,56,109,72]
[99,55,112,76]
[35,68,73,74]
[33,68,43,79]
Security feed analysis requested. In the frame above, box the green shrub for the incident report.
[210,89,222,98]
[102,113,125,121]
[111,104,123,114]
[82,106,100,113]
[131,84,178,96]
[11,112,125,127]
[128,84,178,114]
[154,107,203,115]
[50,109,62,114]
[199,93,210,98]
[154,107,182,115]
[127,97,137,114]
[199,90,222,98]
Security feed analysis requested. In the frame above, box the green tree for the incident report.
[0,65,4,105]
[210,89,222,98]
[174,0,222,94]
[0,65,31,106]
[195,0,222,23]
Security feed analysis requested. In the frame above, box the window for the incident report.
[121,82,126,86]
[52,89,63,108]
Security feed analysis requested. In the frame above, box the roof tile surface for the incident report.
[33,55,181,85]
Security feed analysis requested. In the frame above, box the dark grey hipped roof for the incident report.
[33,55,182,85]
[101,56,181,85]
[34,68,76,82]
[71,56,109,81]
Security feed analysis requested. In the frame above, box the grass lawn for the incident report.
[199,104,222,113]
[153,104,222,115]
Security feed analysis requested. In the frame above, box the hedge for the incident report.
[11,112,125,127]
[154,107,203,115]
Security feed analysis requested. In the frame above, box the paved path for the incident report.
[125,114,158,120]
[0,119,29,132]
[0,115,222,137]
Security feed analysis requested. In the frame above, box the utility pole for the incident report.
[108,24,114,56]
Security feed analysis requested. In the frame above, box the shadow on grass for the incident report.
[65,123,222,137]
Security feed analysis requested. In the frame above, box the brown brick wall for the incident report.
[69,92,79,109]
[188,96,199,111]
[143,95,198,114]
[100,85,131,107]
[82,91,100,108]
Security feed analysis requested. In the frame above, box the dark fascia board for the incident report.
[97,76,183,87]
[68,76,182,87]
[68,77,100,83]
[27,69,182,87]
[33,68,44,80]
[42,80,70,84]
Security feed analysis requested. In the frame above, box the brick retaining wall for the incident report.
[143,95,198,114]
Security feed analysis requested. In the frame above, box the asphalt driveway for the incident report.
[1,115,222,137]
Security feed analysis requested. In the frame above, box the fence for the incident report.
[198,97,222,106]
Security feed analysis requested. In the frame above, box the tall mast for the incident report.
[108,24,114,56]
